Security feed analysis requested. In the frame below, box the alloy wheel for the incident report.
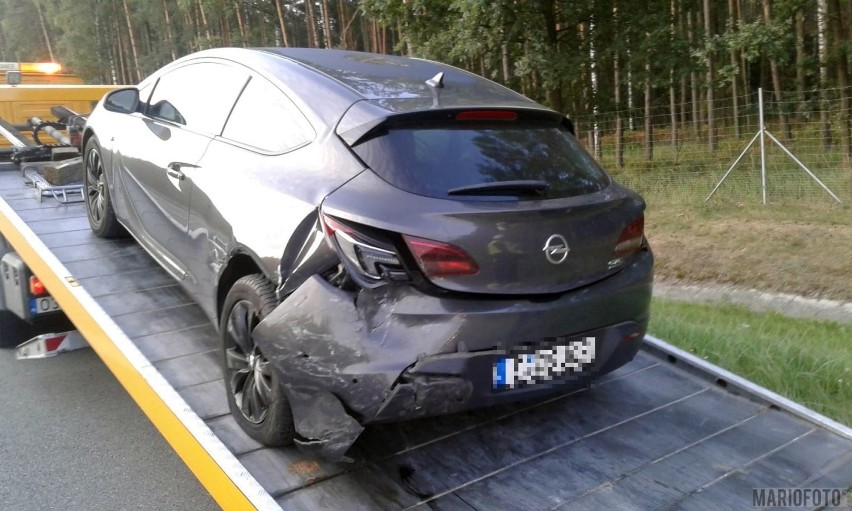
[224,299,274,424]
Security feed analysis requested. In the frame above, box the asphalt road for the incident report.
[0,346,217,510]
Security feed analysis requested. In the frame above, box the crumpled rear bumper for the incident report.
[252,250,653,429]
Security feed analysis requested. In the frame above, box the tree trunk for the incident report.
[32,0,55,62]
[162,0,177,60]
[305,0,320,48]
[196,0,212,44]
[644,61,653,162]
[728,0,740,138]
[321,0,333,49]
[794,9,805,120]
[112,0,128,84]
[0,22,6,61]
[703,0,716,153]
[541,0,563,113]
[234,2,248,47]
[736,0,749,110]
[122,0,143,81]
[614,3,624,169]
[828,0,850,168]
[627,46,635,130]
[222,12,232,47]
[670,0,678,148]
[817,0,831,148]
[688,10,700,136]
[762,0,789,142]
[274,0,290,47]
[502,44,511,85]
[339,0,355,49]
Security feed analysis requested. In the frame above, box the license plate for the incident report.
[30,296,60,315]
[493,336,596,390]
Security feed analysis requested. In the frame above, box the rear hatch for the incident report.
[323,108,646,296]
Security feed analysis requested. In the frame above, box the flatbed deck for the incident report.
[1,162,849,510]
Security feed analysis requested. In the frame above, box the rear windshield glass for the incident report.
[351,122,610,200]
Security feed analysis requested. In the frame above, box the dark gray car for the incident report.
[83,48,653,460]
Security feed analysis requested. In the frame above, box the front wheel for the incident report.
[220,274,294,446]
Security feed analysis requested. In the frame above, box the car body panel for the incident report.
[322,169,644,295]
[184,133,363,320]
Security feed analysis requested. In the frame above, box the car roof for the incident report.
[156,47,549,136]
[260,48,536,106]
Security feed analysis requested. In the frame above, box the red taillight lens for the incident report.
[613,215,645,257]
[403,235,479,277]
[321,213,354,238]
[29,276,47,296]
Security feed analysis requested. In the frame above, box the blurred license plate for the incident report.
[493,336,596,390]
[30,296,60,315]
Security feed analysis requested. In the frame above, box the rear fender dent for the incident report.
[252,276,457,420]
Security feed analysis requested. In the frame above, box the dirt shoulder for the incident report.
[646,203,852,303]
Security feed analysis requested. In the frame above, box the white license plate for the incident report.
[30,296,60,315]
[493,336,596,390]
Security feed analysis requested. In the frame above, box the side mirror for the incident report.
[103,88,140,114]
[6,71,21,86]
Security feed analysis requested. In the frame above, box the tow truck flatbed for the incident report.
[1,161,849,510]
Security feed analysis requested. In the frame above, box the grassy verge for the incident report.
[609,162,852,301]
[649,298,851,426]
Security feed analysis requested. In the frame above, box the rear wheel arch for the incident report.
[216,252,277,326]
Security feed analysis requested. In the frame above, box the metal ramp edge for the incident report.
[643,334,852,441]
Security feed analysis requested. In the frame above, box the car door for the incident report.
[114,62,249,279]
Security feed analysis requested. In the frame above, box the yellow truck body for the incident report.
[0,85,121,147]
[0,85,120,125]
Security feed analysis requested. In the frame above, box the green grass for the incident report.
[649,298,851,426]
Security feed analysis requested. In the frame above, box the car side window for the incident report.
[222,76,314,152]
[147,62,248,135]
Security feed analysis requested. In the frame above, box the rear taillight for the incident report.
[403,235,479,278]
[613,215,645,258]
[29,276,47,296]
[321,213,402,281]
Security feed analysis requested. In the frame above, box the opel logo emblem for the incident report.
[543,234,569,264]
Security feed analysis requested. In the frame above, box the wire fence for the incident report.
[571,87,852,208]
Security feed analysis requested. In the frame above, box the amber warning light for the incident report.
[1,62,63,74]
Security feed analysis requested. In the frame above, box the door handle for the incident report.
[166,162,198,180]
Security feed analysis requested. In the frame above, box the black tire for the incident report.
[0,310,74,349]
[84,136,125,238]
[220,274,294,446]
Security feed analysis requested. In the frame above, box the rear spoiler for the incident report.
[336,101,574,146]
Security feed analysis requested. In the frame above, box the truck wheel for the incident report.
[220,274,294,446]
[84,136,124,238]
[0,310,73,349]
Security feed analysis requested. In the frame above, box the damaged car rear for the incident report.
[83,48,653,461]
